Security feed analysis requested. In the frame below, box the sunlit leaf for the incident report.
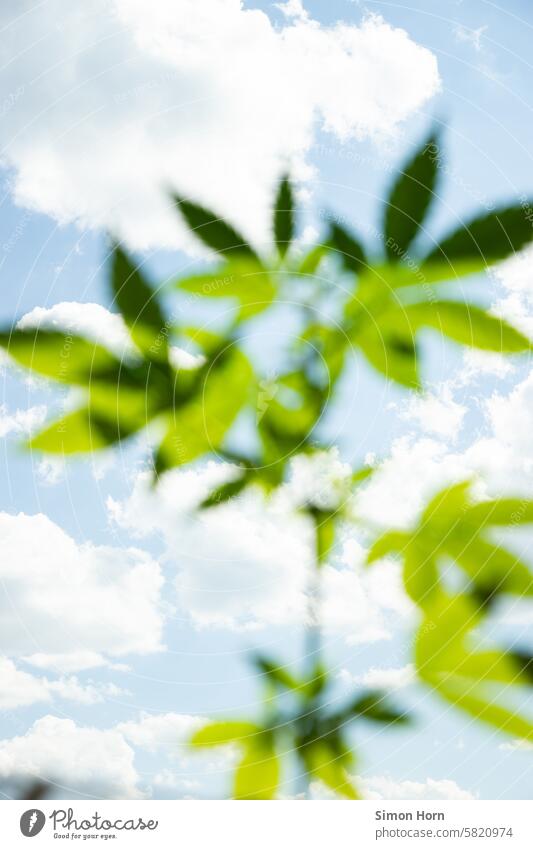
[191,721,261,748]
[177,261,275,318]
[234,739,280,800]
[274,175,294,258]
[384,128,441,261]
[173,195,259,261]
[403,301,531,352]
[302,742,358,799]
[328,222,367,273]
[425,203,533,266]
[356,324,420,389]
[416,593,533,741]
[347,691,410,725]
[111,246,168,362]
[155,348,254,472]
[29,407,136,453]
[0,329,122,386]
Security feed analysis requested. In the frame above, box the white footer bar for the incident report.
[2,800,532,848]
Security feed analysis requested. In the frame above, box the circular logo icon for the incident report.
[20,809,46,837]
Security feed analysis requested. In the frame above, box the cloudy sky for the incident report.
[0,0,533,801]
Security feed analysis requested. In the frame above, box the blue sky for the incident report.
[0,0,532,801]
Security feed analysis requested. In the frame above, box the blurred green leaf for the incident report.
[416,593,533,741]
[356,324,420,389]
[403,301,531,352]
[425,203,533,266]
[298,244,327,276]
[348,691,410,725]
[0,329,122,386]
[302,742,358,799]
[366,530,409,564]
[255,656,302,692]
[155,348,254,473]
[29,407,137,453]
[384,128,441,261]
[173,195,259,262]
[178,261,275,318]
[111,247,168,362]
[274,175,294,258]
[191,721,261,748]
[328,222,367,273]
[200,473,250,509]
[234,739,280,800]
[368,481,533,605]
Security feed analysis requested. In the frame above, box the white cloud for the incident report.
[398,385,466,440]
[308,774,475,800]
[108,465,412,637]
[0,656,125,709]
[0,716,143,798]
[0,404,47,438]
[0,511,166,670]
[499,739,533,752]
[339,663,415,690]
[1,2,439,251]
[18,301,202,369]
[116,712,204,754]
[23,651,130,674]
[454,24,488,53]
[18,303,132,360]
[357,775,475,801]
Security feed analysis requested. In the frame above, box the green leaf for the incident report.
[404,301,531,353]
[298,244,327,276]
[328,222,367,273]
[466,499,533,528]
[200,473,250,509]
[234,741,280,800]
[302,743,358,799]
[178,261,275,318]
[29,407,136,453]
[384,129,441,261]
[191,721,261,748]
[348,691,410,725]
[356,324,420,389]
[173,195,259,262]
[425,203,533,266]
[436,680,533,742]
[366,530,409,564]
[313,510,336,565]
[0,329,122,386]
[452,538,533,599]
[416,593,533,741]
[155,348,254,472]
[273,175,294,258]
[254,656,302,692]
[110,247,168,362]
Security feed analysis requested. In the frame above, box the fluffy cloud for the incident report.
[108,465,412,637]
[0,657,124,709]
[339,664,415,690]
[18,302,201,369]
[0,2,439,250]
[0,716,143,798]
[0,404,47,438]
[0,711,238,798]
[18,303,132,360]
[398,385,466,440]
[0,511,166,670]
[116,713,204,754]
[357,775,475,801]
